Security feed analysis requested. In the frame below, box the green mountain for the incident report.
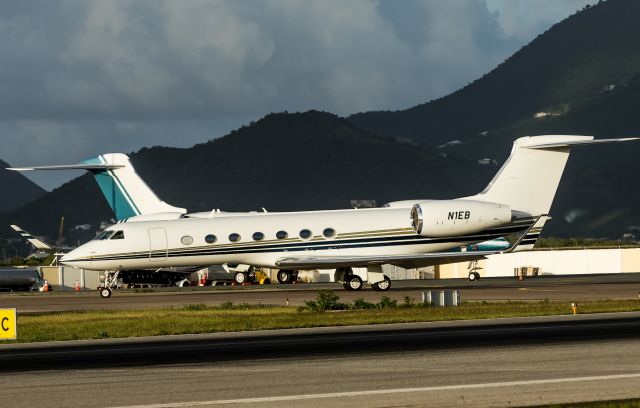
[348,0,640,147]
[348,0,640,239]
[0,159,46,213]
[0,111,493,242]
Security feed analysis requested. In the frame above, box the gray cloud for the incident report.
[0,0,596,190]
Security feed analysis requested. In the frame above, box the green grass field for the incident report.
[2,297,640,344]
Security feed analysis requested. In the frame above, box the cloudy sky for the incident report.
[0,0,595,190]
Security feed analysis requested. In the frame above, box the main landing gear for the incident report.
[372,275,392,291]
[277,269,299,284]
[336,267,391,291]
[342,274,363,291]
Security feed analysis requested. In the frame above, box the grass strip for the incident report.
[532,398,640,407]
[2,299,640,344]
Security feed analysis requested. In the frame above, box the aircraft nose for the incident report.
[60,247,91,267]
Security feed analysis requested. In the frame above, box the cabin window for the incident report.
[252,232,265,241]
[95,230,115,240]
[276,230,288,240]
[181,235,194,245]
[299,229,312,240]
[110,231,125,240]
[229,233,241,242]
[323,228,336,239]
[205,234,217,244]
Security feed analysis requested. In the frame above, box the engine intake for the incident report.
[410,200,511,237]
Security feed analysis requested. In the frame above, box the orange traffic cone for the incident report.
[74,280,80,292]
[43,280,49,292]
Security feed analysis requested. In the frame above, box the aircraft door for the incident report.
[148,228,168,262]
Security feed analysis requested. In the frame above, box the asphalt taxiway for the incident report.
[1,312,640,407]
[2,274,640,313]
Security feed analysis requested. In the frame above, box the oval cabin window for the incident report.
[229,233,241,242]
[205,234,216,244]
[299,229,312,240]
[252,232,265,241]
[276,230,288,240]
[181,235,194,245]
[323,228,336,238]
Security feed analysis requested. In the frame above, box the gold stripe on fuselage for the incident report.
[89,228,418,260]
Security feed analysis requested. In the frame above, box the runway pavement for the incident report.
[1,312,640,407]
[2,274,640,313]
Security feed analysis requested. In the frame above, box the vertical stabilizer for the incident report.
[8,154,186,220]
[81,154,185,219]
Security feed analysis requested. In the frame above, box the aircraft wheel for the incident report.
[99,288,112,299]
[372,276,391,292]
[346,275,363,291]
[277,270,292,284]
[468,272,480,282]
[234,272,248,284]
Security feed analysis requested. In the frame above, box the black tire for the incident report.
[99,288,112,299]
[277,270,292,284]
[234,272,247,284]
[346,275,363,291]
[372,276,391,292]
[468,272,480,282]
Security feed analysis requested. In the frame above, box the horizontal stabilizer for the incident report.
[524,137,640,150]
[8,164,124,171]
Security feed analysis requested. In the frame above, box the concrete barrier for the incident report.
[423,290,460,307]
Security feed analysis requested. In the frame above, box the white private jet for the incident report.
[9,147,524,286]
[55,135,636,298]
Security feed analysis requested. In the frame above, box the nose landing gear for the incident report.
[98,270,119,298]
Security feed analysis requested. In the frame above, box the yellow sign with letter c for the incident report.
[0,308,17,340]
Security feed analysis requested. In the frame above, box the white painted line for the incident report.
[107,372,640,407]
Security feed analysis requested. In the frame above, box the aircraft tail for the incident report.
[464,135,637,215]
[9,154,186,220]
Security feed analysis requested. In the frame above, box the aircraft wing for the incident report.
[10,225,53,250]
[275,250,501,270]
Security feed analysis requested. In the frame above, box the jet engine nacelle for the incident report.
[410,200,511,237]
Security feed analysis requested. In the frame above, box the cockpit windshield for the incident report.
[110,231,125,240]
[94,230,116,240]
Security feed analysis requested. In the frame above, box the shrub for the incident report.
[303,290,347,312]
[377,297,398,309]
[401,296,415,307]
[219,301,234,310]
[183,303,207,311]
[352,298,376,309]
